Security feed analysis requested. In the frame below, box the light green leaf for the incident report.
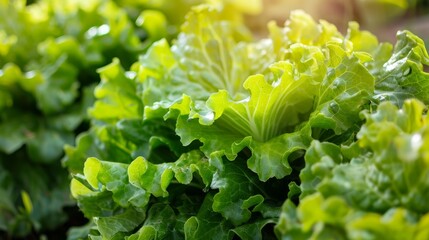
[172,5,252,96]
[82,157,150,208]
[136,10,167,41]
[247,130,309,181]
[20,191,33,215]
[373,31,429,105]
[172,150,215,186]
[128,151,215,198]
[89,58,142,123]
[205,49,323,141]
[307,43,374,136]
[299,140,343,198]
[176,115,251,162]
[126,226,156,240]
[128,156,174,198]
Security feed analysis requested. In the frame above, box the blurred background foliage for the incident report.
[246,0,429,46]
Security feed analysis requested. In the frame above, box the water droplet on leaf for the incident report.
[328,102,339,114]
[403,67,412,76]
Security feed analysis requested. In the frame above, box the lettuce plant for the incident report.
[278,99,429,239]
[0,0,228,237]
[64,4,429,239]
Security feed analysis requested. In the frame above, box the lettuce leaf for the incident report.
[373,31,429,105]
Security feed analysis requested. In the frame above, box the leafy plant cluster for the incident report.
[2,0,429,239]
[0,0,247,238]
[65,4,429,240]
